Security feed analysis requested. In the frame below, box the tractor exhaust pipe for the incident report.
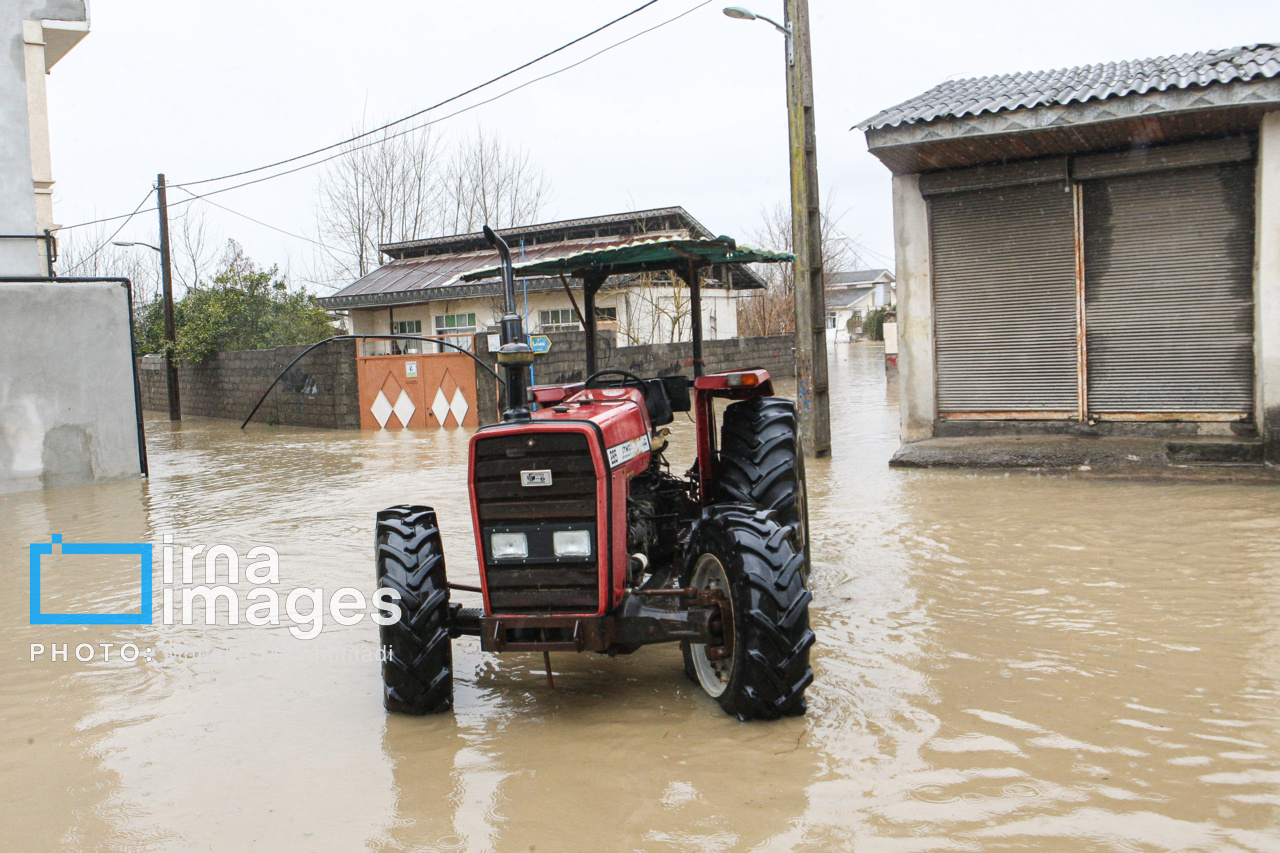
[483,225,533,420]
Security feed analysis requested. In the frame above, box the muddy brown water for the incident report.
[3,343,1280,852]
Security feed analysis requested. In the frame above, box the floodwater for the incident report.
[3,343,1280,852]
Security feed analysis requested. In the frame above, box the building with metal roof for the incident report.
[825,269,895,343]
[319,207,766,353]
[858,44,1280,467]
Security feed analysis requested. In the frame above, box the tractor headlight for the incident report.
[553,529,592,558]
[490,532,528,559]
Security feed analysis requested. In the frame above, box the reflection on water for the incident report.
[2,342,1279,851]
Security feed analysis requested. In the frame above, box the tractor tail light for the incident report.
[726,372,759,388]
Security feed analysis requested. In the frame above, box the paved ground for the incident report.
[890,434,1280,482]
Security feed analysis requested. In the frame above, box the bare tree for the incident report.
[439,128,549,235]
[738,197,860,337]
[315,124,549,291]
[171,205,220,292]
[317,124,445,282]
[55,225,161,317]
[606,271,692,346]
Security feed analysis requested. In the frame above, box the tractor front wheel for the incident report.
[683,506,815,720]
[376,505,454,715]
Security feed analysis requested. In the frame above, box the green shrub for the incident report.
[138,242,333,362]
[862,306,889,342]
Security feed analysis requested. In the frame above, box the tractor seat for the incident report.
[641,376,691,428]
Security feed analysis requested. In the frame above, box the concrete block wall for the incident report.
[138,339,361,429]
[475,331,796,425]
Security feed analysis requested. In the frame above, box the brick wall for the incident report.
[137,339,361,429]
[475,331,795,424]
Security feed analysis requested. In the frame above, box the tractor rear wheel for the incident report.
[683,506,814,720]
[715,397,809,571]
[376,505,454,715]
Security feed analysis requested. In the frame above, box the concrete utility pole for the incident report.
[784,0,830,457]
[724,2,831,457]
[156,173,181,421]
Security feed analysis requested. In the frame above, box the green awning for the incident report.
[460,235,793,282]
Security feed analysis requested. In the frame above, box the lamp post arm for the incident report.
[753,12,793,63]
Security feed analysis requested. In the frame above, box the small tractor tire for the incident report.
[683,506,815,720]
[376,505,454,715]
[715,397,809,570]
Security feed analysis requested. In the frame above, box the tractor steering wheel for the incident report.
[583,369,648,392]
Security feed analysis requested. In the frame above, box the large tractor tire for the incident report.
[715,396,809,572]
[682,506,814,721]
[376,505,454,715]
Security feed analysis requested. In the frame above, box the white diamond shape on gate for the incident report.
[392,389,416,428]
[431,387,451,425]
[370,390,393,429]
[449,387,469,426]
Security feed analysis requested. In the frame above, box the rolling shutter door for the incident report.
[930,181,1079,414]
[1082,163,1255,414]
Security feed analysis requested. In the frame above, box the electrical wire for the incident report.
[175,0,662,189]
[63,188,154,273]
[173,185,326,249]
[54,0,711,233]
[158,0,715,202]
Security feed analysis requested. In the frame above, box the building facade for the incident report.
[860,44,1280,461]
[2,0,87,275]
[825,269,895,342]
[320,208,761,355]
[2,3,145,494]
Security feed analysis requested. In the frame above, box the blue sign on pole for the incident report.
[529,335,552,354]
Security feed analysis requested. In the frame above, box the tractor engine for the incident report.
[467,384,657,621]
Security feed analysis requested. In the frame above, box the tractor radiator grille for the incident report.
[473,431,601,615]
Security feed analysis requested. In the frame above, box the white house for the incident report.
[825,269,895,342]
[320,207,767,354]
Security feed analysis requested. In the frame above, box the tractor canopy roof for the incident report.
[460,234,793,281]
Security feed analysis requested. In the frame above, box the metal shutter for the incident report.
[1082,163,1255,415]
[930,181,1079,414]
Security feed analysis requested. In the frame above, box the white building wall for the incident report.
[0,4,140,494]
[347,285,740,350]
[1256,111,1280,462]
[892,174,937,442]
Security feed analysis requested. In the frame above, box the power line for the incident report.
[54,0,710,233]
[174,185,325,248]
[63,188,154,273]
[159,0,716,201]
[173,186,350,290]
[174,0,663,189]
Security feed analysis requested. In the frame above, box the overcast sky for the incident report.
[47,0,1279,289]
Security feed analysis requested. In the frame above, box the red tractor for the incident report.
[375,227,813,721]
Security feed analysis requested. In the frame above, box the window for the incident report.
[538,308,581,333]
[434,312,477,353]
[826,312,837,329]
[388,319,423,353]
[596,307,617,322]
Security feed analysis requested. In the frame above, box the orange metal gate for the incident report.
[356,352,478,429]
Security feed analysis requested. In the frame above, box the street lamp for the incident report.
[115,223,181,422]
[723,2,829,457]
[112,240,161,252]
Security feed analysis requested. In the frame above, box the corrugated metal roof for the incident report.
[859,44,1280,130]
[460,235,792,282]
[825,287,873,310]
[380,207,707,257]
[827,269,892,286]
[320,228,772,309]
